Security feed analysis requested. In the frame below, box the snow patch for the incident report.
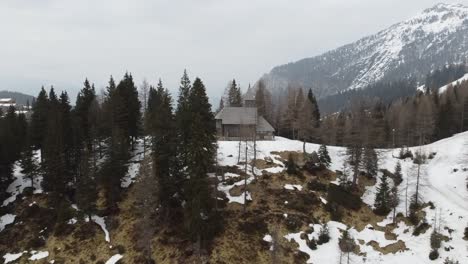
[284,184,303,191]
[0,214,16,232]
[105,254,123,264]
[29,251,49,261]
[86,215,110,242]
[3,252,24,263]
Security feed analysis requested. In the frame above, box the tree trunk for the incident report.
[303,139,306,155]
[405,179,409,217]
[415,163,421,206]
[237,140,241,164]
[243,141,248,214]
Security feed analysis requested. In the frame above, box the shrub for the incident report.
[413,222,429,236]
[409,207,420,225]
[327,184,362,210]
[303,160,323,174]
[317,223,330,245]
[288,193,320,212]
[294,251,309,263]
[115,245,126,254]
[430,232,442,250]
[429,249,439,260]
[307,238,317,250]
[464,226,468,240]
[26,237,46,249]
[443,257,460,264]
[325,202,343,222]
[238,218,268,235]
[305,226,314,234]
[286,153,298,175]
[285,216,303,232]
[399,148,413,159]
[307,180,328,192]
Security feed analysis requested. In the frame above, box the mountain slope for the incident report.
[1,132,467,263]
[261,3,468,98]
[0,91,35,105]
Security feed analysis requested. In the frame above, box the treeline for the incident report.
[318,79,417,114]
[424,63,467,92]
[253,63,468,148]
[320,79,468,148]
[318,63,467,115]
[0,71,221,260]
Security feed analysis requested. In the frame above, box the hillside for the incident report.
[1,132,467,263]
[0,91,35,106]
[261,3,468,98]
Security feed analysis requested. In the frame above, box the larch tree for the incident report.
[298,94,316,154]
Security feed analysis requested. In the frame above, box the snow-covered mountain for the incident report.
[261,3,468,98]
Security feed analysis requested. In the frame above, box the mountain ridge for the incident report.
[261,3,468,98]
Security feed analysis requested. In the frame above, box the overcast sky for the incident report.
[1,0,465,103]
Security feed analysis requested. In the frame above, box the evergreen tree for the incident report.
[20,145,38,192]
[318,144,331,168]
[388,186,400,223]
[30,87,49,152]
[42,87,68,205]
[149,80,178,213]
[184,77,220,251]
[228,79,242,107]
[436,96,456,139]
[308,88,321,128]
[75,79,96,150]
[394,161,403,185]
[374,173,391,215]
[0,106,27,201]
[76,149,97,218]
[115,73,141,148]
[101,76,117,138]
[175,70,192,166]
[59,91,76,184]
[317,223,330,244]
[101,84,130,212]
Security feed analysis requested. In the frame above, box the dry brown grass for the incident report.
[367,240,408,254]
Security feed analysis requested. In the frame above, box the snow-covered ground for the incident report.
[218,132,468,263]
[2,151,43,207]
